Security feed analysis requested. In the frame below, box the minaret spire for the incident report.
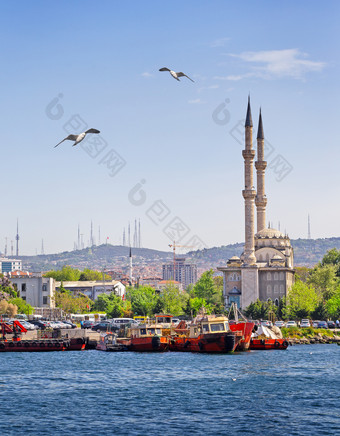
[255,108,267,232]
[242,97,256,264]
[245,95,253,127]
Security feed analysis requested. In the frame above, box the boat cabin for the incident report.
[189,316,230,337]
[154,314,173,326]
[131,325,162,338]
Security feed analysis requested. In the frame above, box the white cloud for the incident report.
[142,72,154,78]
[210,37,231,48]
[228,49,326,79]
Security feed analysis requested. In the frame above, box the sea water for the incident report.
[0,344,339,435]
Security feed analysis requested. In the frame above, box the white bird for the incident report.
[159,67,194,82]
[231,378,237,382]
[54,128,100,148]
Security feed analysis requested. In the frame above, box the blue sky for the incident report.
[0,1,339,255]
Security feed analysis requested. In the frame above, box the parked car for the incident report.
[260,320,273,327]
[317,321,328,329]
[300,319,311,328]
[312,320,320,328]
[111,318,139,328]
[274,321,285,328]
[327,321,336,329]
[28,320,48,329]
[286,320,298,328]
[63,320,77,329]
[83,320,95,329]
[19,320,38,330]
[91,322,119,332]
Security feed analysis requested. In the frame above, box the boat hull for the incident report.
[130,336,169,352]
[250,338,289,350]
[229,321,255,351]
[170,332,241,353]
[0,339,68,352]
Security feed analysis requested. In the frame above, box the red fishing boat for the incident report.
[228,304,255,351]
[250,338,289,350]
[130,324,169,351]
[170,314,242,353]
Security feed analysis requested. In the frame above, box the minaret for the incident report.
[138,219,141,248]
[255,108,267,232]
[129,247,133,283]
[77,225,80,250]
[90,220,94,246]
[242,97,256,265]
[123,228,126,246]
[15,219,19,257]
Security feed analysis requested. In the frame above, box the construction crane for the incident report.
[168,241,194,282]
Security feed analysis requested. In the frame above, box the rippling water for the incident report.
[0,344,339,435]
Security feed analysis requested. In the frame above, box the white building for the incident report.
[1,258,22,273]
[9,273,55,308]
[56,280,125,301]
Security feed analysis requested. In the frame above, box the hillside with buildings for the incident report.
[16,237,340,273]
[189,237,340,268]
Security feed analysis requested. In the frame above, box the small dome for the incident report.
[230,256,240,260]
[255,228,285,239]
[272,254,283,260]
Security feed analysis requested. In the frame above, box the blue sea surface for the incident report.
[0,344,339,435]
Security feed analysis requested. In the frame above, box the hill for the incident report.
[18,237,340,272]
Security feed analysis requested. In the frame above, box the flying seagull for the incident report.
[159,67,194,82]
[54,128,100,148]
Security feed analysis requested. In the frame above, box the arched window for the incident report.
[266,285,271,294]
[274,284,279,293]
[280,284,284,293]
[266,253,270,262]
[267,272,271,280]
[274,272,279,280]
[274,298,279,307]
[258,254,262,262]
[280,272,284,280]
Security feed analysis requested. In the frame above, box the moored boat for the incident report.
[228,303,255,351]
[170,314,242,353]
[130,323,169,352]
[250,338,289,350]
[96,332,129,352]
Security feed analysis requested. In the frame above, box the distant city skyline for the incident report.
[0,1,339,255]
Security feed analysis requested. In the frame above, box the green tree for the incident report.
[326,286,340,319]
[79,269,111,281]
[8,297,34,315]
[192,270,215,303]
[307,265,337,300]
[285,280,319,319]
[294,266,311,282]
[105,294,125,318]
[44,265,81,281]
[321,248,340,276]
[159,284,187,316]
[126,286,160,316]
[244,299,273,320]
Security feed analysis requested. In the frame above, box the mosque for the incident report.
[218,98,295,310]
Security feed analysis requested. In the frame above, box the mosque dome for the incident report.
[255,228,285,239]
